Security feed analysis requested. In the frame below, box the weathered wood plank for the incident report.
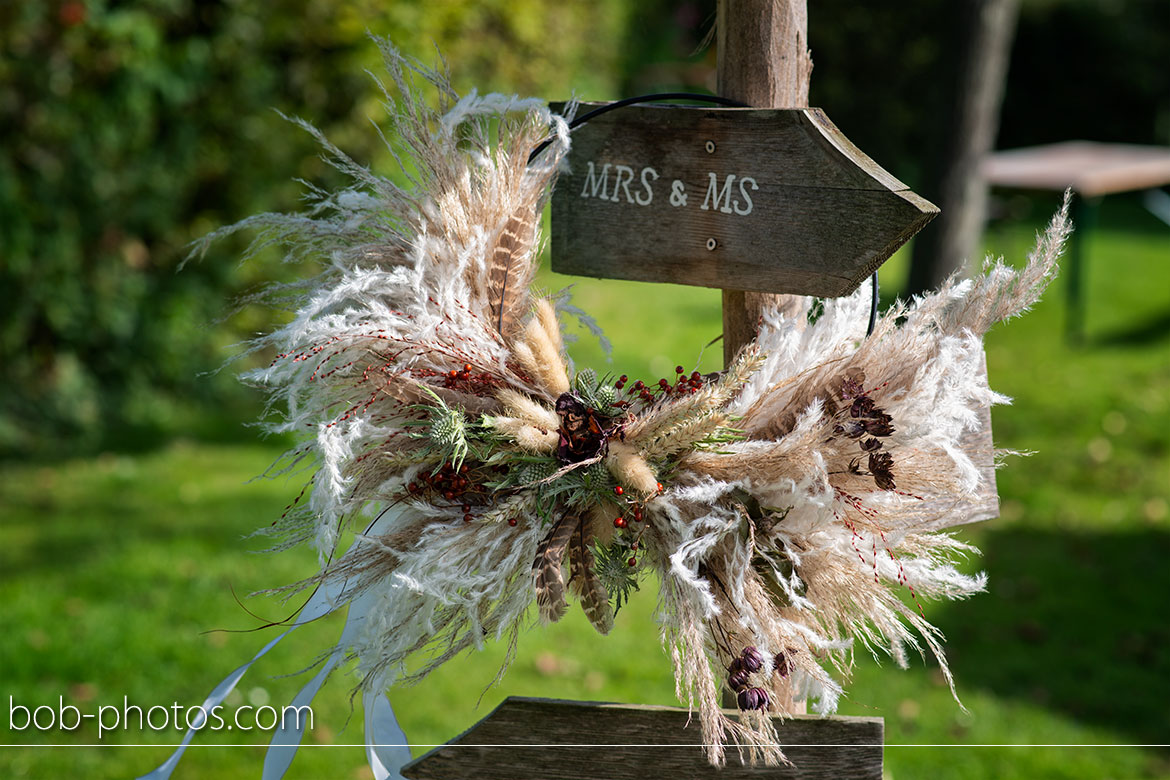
[551,104,937,299]
[401,697,883,780]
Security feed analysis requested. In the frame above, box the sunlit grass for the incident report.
[2,195,1167,778]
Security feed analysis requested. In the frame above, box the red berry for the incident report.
[619,375,629,382]
[463,513,473,523]
[443,490,455,500]
[461,504,471,512]
[507,518,518,526]
[614,517,624,528]
[633,380,644,390]
[676,365,684,374]
[407,482,418,492]
[633,508,643,521]
[691,371,702,381]
[463,363,472,372]
[627,557,637,567]
[656,482,664,492]
[448,370,458,378]
[658,378,669,388]
[614,486,624,495]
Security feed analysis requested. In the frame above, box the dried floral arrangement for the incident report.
[155,40,1071,776]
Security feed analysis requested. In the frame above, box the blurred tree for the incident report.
[908,0,1020,296]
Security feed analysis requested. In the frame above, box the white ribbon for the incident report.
[136,578,345,780]
[138,512,410,780]
[364,689,412,780]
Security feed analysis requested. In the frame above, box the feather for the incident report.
[487,208,536,339]
[568,518,613,635]
[532,512,579,623]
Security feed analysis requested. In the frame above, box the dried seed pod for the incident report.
[737,686,770,711]
[773,652,789,678]
[727,668,750,690]
[740,646,764,673]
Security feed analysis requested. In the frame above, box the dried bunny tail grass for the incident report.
[534,296,567,356]
[605,440,659,495]
[513,299,571,396]
[484,417,559,453]
[494,389,559,430]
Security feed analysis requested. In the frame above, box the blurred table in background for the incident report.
[983,141,1170,343]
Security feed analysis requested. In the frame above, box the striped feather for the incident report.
[568,520,613,635]
[532,512,578,624]
[487,208,536,339]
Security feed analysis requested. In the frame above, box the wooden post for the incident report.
[717,0,812,714]
[544,0,932,757]
[718,0,814,366]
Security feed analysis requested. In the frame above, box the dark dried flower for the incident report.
[737,686,770,711]
[840,377,865,399]
[773,652,789,678]
[862,415,894,437]
[740,646,764,673]
[859,437,883,452]
[850,395,876,418]
[868,451,896,490]
[727,668,750,690]
[836,420,866,439]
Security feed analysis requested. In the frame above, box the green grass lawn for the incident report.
[2,193,1168,778]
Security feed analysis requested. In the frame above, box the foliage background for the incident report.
[2,1,1168,778]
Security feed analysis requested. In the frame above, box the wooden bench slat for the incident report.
[402,697,883,780]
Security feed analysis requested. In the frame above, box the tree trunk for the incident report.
[718,0,813,367]
[907,0,1019,296]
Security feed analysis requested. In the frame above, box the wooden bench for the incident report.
[982,140,1170,342]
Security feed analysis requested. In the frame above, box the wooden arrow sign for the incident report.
[400,697,883,779]
[551,104,938,298]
